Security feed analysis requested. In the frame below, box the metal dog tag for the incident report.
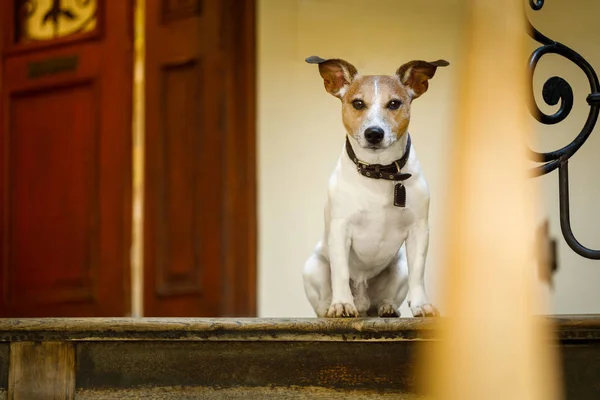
[394,183,406,207]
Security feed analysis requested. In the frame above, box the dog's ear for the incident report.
[396,59,449,99]
[306,56,358,99]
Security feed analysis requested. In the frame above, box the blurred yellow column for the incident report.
[131,0,146,317]
[427,1,562,399]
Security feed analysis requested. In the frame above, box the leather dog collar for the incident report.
[345,134,412,182]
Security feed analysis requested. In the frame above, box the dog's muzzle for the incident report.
[364,126,384,145]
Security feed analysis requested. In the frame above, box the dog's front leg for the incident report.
[406,221,439,317]
[326,219,359,318]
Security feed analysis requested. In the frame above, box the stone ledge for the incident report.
[1,315,599,342]
[0,316,599,399]
[0,317,437,342]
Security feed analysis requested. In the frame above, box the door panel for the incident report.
[144,0,256,317]
[156,60,203,298]
[0,1,133,317]
[10,83,98,305]
[144,0,222,316]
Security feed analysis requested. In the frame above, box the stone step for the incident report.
[0,316,598,399]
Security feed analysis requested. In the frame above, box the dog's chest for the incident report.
[348,196,411,270]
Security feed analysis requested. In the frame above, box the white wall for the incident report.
[257,0,600,317]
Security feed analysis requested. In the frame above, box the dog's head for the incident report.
[306,56,449,151]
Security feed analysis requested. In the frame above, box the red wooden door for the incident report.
[144,0,256,317]
[0,1,133,317]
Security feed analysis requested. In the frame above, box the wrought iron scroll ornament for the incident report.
[527,0,600,259]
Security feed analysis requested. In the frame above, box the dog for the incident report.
[302,56,449,318]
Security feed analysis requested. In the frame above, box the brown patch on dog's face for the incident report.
[341,75,412,149]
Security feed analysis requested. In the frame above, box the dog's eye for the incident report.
[352,99,366,110]
[387,100,402,110]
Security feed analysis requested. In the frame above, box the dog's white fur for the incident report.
[303,57,448,318]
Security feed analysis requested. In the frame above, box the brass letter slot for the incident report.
[28,56,78,79]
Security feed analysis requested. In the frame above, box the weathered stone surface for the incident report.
[75,340,423,391]
[0,318,437,342]
[0,317,599,399]
[2,316,598,342]
[561,342,600,400]
[76,386,424,399]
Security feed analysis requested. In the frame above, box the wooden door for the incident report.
[144,0,256,317]
[0,1,133,317]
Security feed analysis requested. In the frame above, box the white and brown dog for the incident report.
[302,56,449,318]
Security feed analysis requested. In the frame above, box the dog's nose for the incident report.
[364,127,384,144]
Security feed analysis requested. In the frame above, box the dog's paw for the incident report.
[378,304,400,318]
[408,301,439,317]
[326,302,359,318]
